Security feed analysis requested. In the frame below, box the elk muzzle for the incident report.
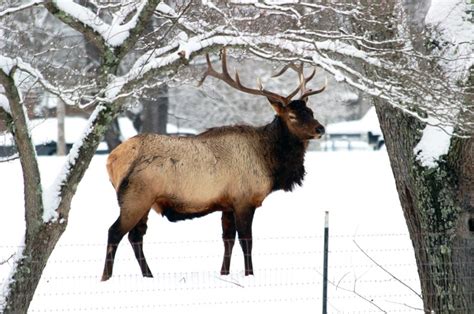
[316,125,325,137]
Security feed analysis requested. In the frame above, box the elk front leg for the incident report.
[235,207,256,276]
[220,211,236,275]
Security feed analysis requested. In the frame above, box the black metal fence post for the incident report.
[323,211,329,314]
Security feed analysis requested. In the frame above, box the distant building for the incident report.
[322,107,384,151]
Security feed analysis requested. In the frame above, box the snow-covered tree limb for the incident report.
[0,55,76,106]
[0,0,44,18]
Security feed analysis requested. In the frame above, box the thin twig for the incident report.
[318,269,387,313]
[0,154,19,162]
[0,253,15,265]
[336,271,350,289]
[353,240,422,299]
[385,299,424,311]
[215,275,245,288]
[137,1,193,78]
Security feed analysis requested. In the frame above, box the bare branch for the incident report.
[319,269,388,313]
[0,253,15,265]
[353,240,422,299]
[43,1,108,55]
[0,154,19,163]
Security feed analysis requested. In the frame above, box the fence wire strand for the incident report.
[1,232,473,313]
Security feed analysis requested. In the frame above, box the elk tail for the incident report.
[106,137,141,192]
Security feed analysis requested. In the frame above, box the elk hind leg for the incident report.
[220,211,236,275]
[128,212,153,278]
[101,217,127,281]
[102,196,152,281]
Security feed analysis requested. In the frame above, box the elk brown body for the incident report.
[101,49,326,281]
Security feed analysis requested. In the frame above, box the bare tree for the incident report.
[0,1,472,312]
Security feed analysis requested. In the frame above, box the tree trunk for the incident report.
[103,117,122,152]
[0,71,43,239]
[140,84,168,134]
[374,99,473,312]
[0,69,46,313]
[1,2,163,312]
[2,101,123,313]
[3,223,66,313]
[56,98,66,156]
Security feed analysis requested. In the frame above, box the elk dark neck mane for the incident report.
[261,116,307,192]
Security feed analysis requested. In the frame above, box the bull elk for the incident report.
[101,48,326,281]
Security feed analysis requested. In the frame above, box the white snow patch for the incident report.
[0,55,15,74]
[156,2,177,16]
[414,119,453,169]
[1,151,422,313]
[42,186,60,223]
[0,94,10,114]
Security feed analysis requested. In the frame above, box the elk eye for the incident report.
[288,114,297,121]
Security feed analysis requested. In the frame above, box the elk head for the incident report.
[199,48,326,140]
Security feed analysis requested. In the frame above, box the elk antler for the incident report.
[272,62,327,101]
[199,48,293,105]
[199,48,326,105]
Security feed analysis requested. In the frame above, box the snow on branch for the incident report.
[0,55,76,106]
[51,0,148,47]
[93,23,468,135]
[102,31,387,102]
[42,103,105,222]
[0,0,43,17]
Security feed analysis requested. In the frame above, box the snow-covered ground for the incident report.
[0,151,423,313]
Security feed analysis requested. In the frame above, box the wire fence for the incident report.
[1,232,473,313]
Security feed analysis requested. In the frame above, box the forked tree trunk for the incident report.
[374,98,474,312]
[2,101,123,314]
[1,65,123,314]
[1,1,165,312]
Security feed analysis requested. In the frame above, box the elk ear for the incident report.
[268,99,286,115]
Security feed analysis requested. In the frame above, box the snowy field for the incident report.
[0,151,424,313]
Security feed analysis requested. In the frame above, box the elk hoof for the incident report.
[220,269,230,276]
[101,274,111,282]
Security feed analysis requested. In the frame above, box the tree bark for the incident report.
[0,70,43,239]
[0,69,46,313]
[374,99,473,312]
